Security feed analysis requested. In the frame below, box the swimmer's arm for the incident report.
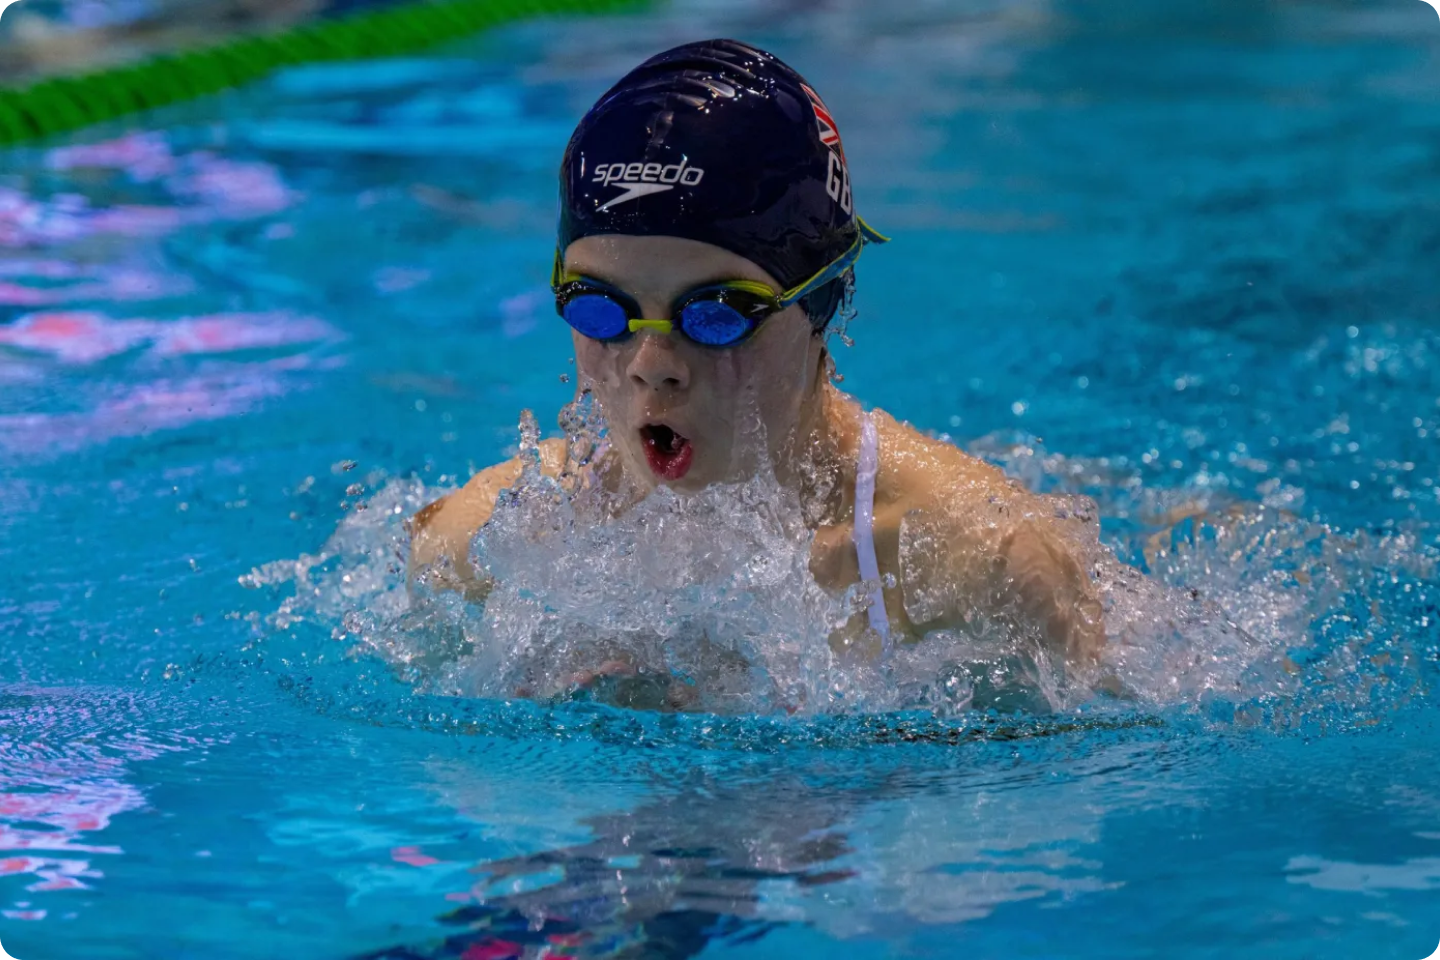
[407,438,568,602]
[991,519,1106,666]
[901,476,1106,667]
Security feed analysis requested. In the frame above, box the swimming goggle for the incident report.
[551,218,889,348]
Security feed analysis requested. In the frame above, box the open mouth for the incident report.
[640,423,694,481]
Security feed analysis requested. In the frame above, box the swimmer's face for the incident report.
[564,235,825,492]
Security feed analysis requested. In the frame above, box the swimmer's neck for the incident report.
[773,370,860,524]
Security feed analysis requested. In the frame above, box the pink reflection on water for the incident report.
[0,310,343,454]
[0,360,314,455]
[460,941,524,960]
[0,189,93,246]
[1,135,301,251]
[0,186,183,247]
[0,312,155,363]
[48,136,298,217]
[85,205,188,237]
[391,845,442,868]
[167,152,299,218]
[151,313,337,357]
[374,266,433,294]
[47,132,178,182]
[0,134,334,455]
[0,310,339,364]
[0,352,345,456]
[0,688,205,899]
[0,281,78,307]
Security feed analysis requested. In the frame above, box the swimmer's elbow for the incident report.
[1000,526,1106,665]
[1044,582,1106,666]
[408,494,448,544]
[404,446,563,602]
[406,493,488,602]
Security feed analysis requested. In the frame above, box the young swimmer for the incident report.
[411,39,1106,681]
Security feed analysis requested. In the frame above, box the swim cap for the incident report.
[558,39,884,328]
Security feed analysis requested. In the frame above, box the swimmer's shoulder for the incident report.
[409,438,568,588]
[868,409,1019,515]
[869,408,1094,547]
[868,410,1105,664]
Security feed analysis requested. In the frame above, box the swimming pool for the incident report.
[2,0,1439,956]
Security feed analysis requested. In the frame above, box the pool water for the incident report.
[3,0,1440,957]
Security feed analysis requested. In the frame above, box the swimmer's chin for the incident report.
[613,439,753,494]
[634,469,712,494]
[639,458,755,494]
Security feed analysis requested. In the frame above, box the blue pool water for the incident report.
[3,1,1440,956]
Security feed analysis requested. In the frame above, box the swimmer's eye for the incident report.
[553,278,782,348]
[559,288,633,342]
[673,284,781,347]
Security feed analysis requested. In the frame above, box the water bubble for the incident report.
[827,270,859,350]
[517,409,542,479]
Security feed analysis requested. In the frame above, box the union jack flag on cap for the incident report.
[800,82,845,159]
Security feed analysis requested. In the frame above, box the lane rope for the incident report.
[0,0,650,147]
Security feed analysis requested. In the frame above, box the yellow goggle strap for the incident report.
[776,216,891,308]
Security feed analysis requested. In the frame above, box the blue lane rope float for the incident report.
[0,0,652,148]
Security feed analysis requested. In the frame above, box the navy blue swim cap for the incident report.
[558,39,884,329]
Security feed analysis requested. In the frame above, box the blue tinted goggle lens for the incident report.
[556,282,772,347]
[562,293,629,341]
[680,299,755,346]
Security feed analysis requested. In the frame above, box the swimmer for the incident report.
[411,39,1105,678]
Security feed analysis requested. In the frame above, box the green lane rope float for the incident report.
[0,0,650,148]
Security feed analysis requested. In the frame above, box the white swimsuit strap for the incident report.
[852,411,891,654]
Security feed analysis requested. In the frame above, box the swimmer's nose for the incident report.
[626,329,690,392]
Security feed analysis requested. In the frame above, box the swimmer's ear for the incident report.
[813,345,837,392]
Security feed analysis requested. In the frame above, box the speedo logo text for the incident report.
[592,159,705,211]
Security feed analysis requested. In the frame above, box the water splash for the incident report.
[974,435,1437,728]
[245,404,1436,729]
